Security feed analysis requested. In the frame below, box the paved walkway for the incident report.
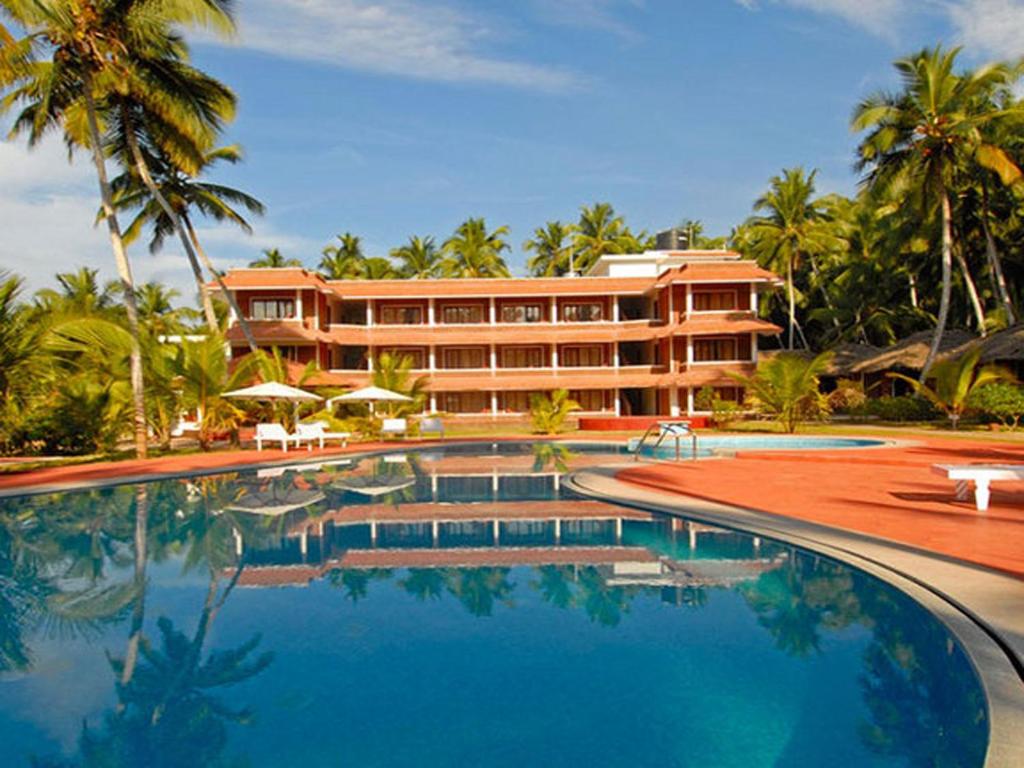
[617,436,1024,578]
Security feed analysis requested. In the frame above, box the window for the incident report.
[442,347,486,369]
[500,391,535,412]
[379,347,425,368]
[441,304,484,324]
[561,345,604,367]
[500,346,545,368]
[379,305,423,325]
[562,302,603,322]
[501,304,543,323]
[438,392,489,413]
[250,298,295,320]
[713,386,742,403]
[693,291,738,311]
[693,338,738,362]
[569,389,606,411]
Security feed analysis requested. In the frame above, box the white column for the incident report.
[429,393,437,413]
[295,289,304,322]
[490,391,498,417]
[686,387,695,415]
[750,332,758,363]
[686,336,694,365]
[612,298,620,323]
[489,297,496,324]
[366,302,374,326]
[428,298,435,326]
[367,348,374,372]
[614,389,621,416]
[554,517,561,543]
[668,337,675,370]
[489,345,497,370]
[492,517,500,541]
[313,294,320,329]
[429,347,436,371]
[551,346,559,369]
[685,284,693,315]
[667,287,674,324]
[550,297,558,323]
[750,286,758,314]
[613,344,620,368]
[669,387,680,417]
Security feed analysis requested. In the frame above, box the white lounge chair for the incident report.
[931,463,1024,512]
[255,423,301,452]
[296,421,351,450]
[420,416,445,439]
[381,418,408,440]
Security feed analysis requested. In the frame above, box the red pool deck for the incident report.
[618,437,1024,579]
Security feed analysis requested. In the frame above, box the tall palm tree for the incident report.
[112,144,265,350]
[391,235,441,279]
[744,168,837,350]
[2,0,237,459]
[441,218,511,278]
[573,202,629,274]
[524,221,575,277]
[320,232,366,279]
[853,46,1018,379]
[250,248,301,268]
[33,267,119,319]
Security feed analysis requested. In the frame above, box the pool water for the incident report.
[641,434,886,460]
[0,442,986,767]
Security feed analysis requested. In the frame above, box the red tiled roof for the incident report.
[225,321,321,344]
[669,314,783,336]
[657,262,780,284]
[326,276,655,298]
[215,268,329,290]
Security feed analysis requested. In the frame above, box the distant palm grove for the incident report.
[2,2,1023,458]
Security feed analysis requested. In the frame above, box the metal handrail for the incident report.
[632,420,699,462]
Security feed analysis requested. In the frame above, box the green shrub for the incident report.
[694,386,716,412]
[967,382,1024,429]
[858,395,939,422]
[827,378,867,413]
[21,382,124,455]
[530,389,581,435]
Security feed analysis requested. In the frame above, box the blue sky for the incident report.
[2,0,1023,297]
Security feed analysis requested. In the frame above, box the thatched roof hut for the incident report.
[846,329,977,374]
[965,324,1024,364]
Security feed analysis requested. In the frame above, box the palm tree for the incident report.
[853,46,1019,379]
[320,232,366,279]
[175,334,259,448]
[362,256,399,280]
[728,351,832,433]
[113,144,265,350]
[524,221,575,277]
[136,282,187,336]
[529,389,581,435]
[441,218,511,278]
[250,248,301,268]
[573,202,628,275]
[744,168,838,350]
[371,352,428,416]
[33,267,120,320]
[391,235,441,279]
[2,0,237,459]
[889,347,1015,429]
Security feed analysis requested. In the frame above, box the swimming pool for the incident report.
[0,442,986,767]
[639,434,887,460]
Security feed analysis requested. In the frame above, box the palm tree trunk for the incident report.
[980,181,1016,325]
[954,244,987,336]
[921,189,954,382]
[907,272,919,309]
[786,255,796,350]
[119,485,149,691]
[182,214,259,353]
[808,255,840,329]
[83,78,147,459]
[120,108,218,334]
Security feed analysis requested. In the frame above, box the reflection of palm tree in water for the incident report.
[531,442,576,475]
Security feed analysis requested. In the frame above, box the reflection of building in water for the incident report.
[230,458,787,589]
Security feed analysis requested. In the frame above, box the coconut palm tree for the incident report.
[853,46,1019,379]
[889,347,1015,429]
[441,218,511,278]
[524,221,575,277]
[113,144,265,350]
[371,352,428,416]
[2,0,237,459]
[573,202,629,275]
[391,235,441,279]
[728,351,832,433]
[250,248,301,268]
[743,168,838,350]
[33,267,120,320]
[362,256,399,280]
[529,389,581,435]
[320,232,366,279]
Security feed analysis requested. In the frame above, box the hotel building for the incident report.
[216,250,781,419]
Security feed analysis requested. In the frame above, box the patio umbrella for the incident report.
[327,385,412,414]
[223,381,323,422]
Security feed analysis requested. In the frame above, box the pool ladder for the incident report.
[631,420,699,462]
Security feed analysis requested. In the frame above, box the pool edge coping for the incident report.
[565,464,1024,768]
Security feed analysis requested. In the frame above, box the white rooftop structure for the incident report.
[585,250,744,278]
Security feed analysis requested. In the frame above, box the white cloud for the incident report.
[224,0,579,91]
[948,0,1024,58]
[0,138,311,303]
[736,0,909,36]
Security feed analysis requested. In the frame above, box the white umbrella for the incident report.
[327,385,412,414]
[224,381,323,422]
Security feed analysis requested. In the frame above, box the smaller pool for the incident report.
[640,435,885,460]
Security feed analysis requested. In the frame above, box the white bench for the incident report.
[931,464,1024,512]
[296,421,351,450]
[255,423,301,452]
[381,418,408,440]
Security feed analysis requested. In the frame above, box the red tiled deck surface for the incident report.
[617,437,1024,578]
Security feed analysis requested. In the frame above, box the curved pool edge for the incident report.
[565,465,1024,768]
